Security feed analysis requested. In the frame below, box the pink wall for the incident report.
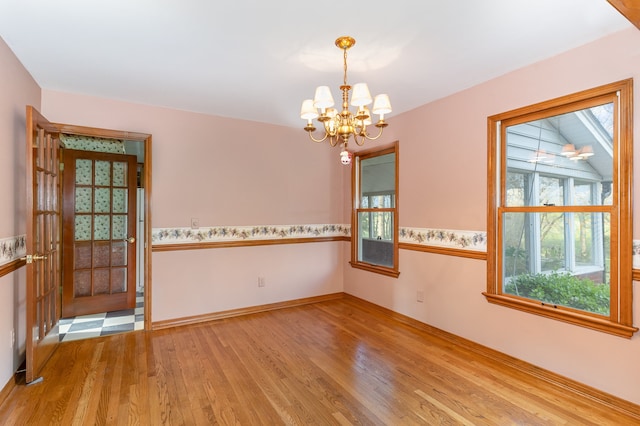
[345,27,640,405]
[41,91,345,227]
[0,37,41,392]
[40,90,347,323]
[3,25,640,407]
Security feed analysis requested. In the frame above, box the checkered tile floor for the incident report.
[59,293,144,342]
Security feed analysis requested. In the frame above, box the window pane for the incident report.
[573,180,593,206]
[358,212,394,267]
[539,176,564,206]
[370,194,393,208]
[540,212,565,271]
[360,153,395,207]
[502,212,610,316]
[506,172,526,207]
[505,103,614,207]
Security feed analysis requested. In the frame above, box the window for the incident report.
[351,142,399,277]
[486,80,637,338]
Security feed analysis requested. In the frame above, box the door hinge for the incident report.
[59,162,64,171]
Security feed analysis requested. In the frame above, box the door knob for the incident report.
[125,236,136,244]
[21,254,48,264]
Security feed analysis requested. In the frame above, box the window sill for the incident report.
[350,261,400,278]
[483,293,638,338]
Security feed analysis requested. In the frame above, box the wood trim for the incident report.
[618,79,634,326]
[399,242,487,260]
[484,292,638,338]
[54,123,150,142]
[342,293,640,420]
[607,0,640,30]
[348,261,401,278]
[0,259,26,278]
[152,235,349,252]
[143,136,152,332]
[152,292,345,330]
[633,268,640,281]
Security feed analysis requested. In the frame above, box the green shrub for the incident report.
[504,271,609,315]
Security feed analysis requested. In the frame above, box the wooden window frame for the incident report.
[350,141,400,278]
[485,79,637,338]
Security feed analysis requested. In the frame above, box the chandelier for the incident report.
[300,36,392,165]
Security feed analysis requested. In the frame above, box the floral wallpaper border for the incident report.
[0,235,26,266]
[151,224,488,252]
[152,224,351,245]
[400,227,487,251]
[3,230,640,269]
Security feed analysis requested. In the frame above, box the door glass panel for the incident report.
[93,242,110,267]
[113,189,127,213]
[74,243,92,269]
[93,269,109,294]
[75,159,92,185]
[112,242,127,266]
[74,215,91,241]
[75,187,92,213]
[112,161,127,187]
[95,160,110,186]
[74,270,91,297]
[94,188,111,213]
[112,215,126,240]
[94,215,110,240]
[111,267,126,293]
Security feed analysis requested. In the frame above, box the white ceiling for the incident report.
[0,1,631,129]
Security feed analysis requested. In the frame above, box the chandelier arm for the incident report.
[307,130,329,143]
[363,126,385,141]
[329,135,340,147]
[352,133,367,146]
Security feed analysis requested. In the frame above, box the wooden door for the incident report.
[25,106,62,384]
[61,149,137,317]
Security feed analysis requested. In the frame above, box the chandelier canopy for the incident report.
[300,36,392,165]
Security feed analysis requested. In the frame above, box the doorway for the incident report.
[55,123,152,334]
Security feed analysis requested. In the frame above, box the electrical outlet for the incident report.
[9,329,15,349]
[258,277,266,287]
[191,217,200,229]
[417,291,424,303]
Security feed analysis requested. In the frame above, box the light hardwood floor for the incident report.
[0,295,638,425]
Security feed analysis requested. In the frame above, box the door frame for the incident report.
[54,123,153,331]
